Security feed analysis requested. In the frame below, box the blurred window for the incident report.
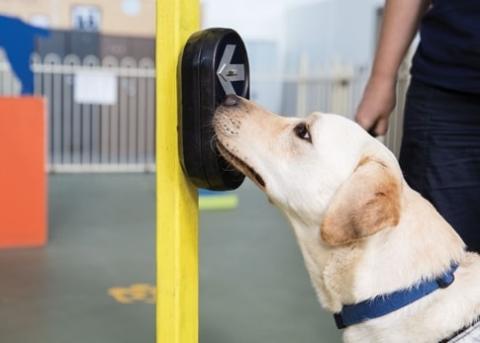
[122,0,141,16]
[72,5,101,31]
[30,14,50,29]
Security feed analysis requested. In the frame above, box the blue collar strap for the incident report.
[334,263,459,329]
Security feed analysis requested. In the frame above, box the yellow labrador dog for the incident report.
[213,95,480,343]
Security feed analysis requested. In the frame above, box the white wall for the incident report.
[201,0,325,41]
[283,0,384,73]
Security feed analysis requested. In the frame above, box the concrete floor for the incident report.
[0,174,341,343]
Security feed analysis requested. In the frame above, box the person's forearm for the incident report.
[371,0,430,80]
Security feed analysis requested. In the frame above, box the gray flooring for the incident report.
[0,174,341,343]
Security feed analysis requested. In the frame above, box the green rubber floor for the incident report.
[0,174,340,343]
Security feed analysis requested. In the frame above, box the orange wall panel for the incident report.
[0,97,47,248]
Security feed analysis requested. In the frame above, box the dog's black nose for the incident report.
[223,94,239,107]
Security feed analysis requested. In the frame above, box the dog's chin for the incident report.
[216,141,266,190]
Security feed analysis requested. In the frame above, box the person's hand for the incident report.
[355,75,397,136]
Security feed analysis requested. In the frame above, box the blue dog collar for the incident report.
[334,262,459,329]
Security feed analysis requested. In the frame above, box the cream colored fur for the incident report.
[213,97,480,343]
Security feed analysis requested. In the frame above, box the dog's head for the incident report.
[214,95,466,317]
[214,95,403,247]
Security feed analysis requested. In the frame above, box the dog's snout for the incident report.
[223,94,239,107]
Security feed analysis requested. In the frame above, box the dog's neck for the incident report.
[348,185,466,303]
[287,183,468,338]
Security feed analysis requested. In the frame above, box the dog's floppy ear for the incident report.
[320,157,401,246]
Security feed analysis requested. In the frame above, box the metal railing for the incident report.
[0,51,156,172]
[0,50,410,172]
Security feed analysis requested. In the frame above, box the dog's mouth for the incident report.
[217,141,266,189]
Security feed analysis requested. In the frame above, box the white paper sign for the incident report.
[74,71,117,105]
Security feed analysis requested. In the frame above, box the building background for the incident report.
[0,0,156,67]
[0,0,155,36]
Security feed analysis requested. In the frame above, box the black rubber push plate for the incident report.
[180,28,249,190]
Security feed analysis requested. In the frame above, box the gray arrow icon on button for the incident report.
[216,44,245,95]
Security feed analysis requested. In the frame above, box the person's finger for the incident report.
[368,126,379,137]
[355,109,376,130]
[373,116,389,136]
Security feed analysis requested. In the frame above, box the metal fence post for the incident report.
[156,1,200,343]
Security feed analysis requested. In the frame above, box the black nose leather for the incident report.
[223,94,239,107]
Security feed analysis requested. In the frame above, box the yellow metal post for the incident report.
[156,1,200,343]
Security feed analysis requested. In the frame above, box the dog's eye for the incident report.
[294,122,312,143]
